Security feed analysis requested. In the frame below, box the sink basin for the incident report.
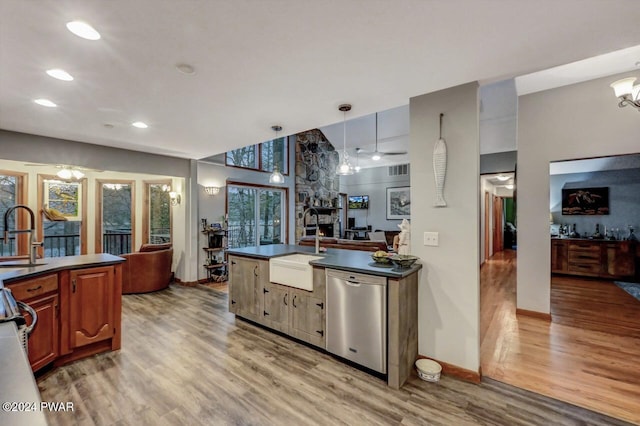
[269,254,323,291]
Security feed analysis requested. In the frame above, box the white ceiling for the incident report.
[1,1,640,162]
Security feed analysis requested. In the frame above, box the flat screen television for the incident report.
[348,195,369,209]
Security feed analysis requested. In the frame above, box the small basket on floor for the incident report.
[415,359,442,383]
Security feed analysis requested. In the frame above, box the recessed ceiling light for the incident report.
[46,69,74,81]
[34,99,57,107]
[132,121,148,129]
[176,63,196,75]
[103,123,114,129]
[66,21,101,40]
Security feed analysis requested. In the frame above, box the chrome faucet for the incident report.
[3,205,41,264]
[302,207,321,254]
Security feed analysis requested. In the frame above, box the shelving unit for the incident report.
[202,227,228,282]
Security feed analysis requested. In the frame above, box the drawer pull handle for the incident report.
[27,285,42,292]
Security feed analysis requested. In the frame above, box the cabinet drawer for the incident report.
[8,274,58,300]
[567,262,601,275]
[568,250,600,264]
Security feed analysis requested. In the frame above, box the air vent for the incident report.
[388,164,410,177]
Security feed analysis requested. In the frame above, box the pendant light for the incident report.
[269,125,285,184]
[336,104,354,175]
[372,113,381,161]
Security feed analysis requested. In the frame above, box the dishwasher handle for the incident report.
[346,280,362,287]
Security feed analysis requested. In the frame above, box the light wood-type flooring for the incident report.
[36,281,632,425]
[481,249,640,425]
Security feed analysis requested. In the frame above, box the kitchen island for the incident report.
[226,244,422,389]
[0,254,124,426]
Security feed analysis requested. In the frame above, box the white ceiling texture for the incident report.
[1,1,640,167]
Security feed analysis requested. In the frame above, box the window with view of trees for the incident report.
[97,181,133,255]
[40,178,86,258]
[144,182,172,244]
[226,136,288,174]
[0,172,26,258]
[227,184,286,249]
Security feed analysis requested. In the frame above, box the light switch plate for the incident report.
[424,232,439,246]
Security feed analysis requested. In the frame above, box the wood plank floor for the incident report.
[481,250,640,425]
[36,283,632,426]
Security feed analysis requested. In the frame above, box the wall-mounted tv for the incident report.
[348,195,369,209]
[562,187,609,215]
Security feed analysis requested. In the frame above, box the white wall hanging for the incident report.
[433,113,447,207]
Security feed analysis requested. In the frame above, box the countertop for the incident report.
[550,237,636,243]
[0,253,125,288]
[0,322,47,426]
[227,245,422,278]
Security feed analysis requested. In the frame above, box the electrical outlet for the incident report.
[424,232,439,246]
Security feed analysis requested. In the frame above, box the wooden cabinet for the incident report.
[551,239,636,279]
[228,255,268,322]
[6,273,59,372]
[262,282,289,333]
[551,240,568,273]
[229,256,326,348]
[261,283,325,346]
[603,241,635,278]
[69,266,116,349]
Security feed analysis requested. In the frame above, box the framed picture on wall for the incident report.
[386,186,411,219]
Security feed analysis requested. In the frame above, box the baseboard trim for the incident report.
[174,278,198,287]
[516,308,552,321]
[416,355,481,384]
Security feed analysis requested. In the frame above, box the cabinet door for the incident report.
[263,283,289,333]
[289,290,325,347]
[551,240,568,273]
[228,256,263,321]
[604,242,635,278]
[24,294,59,372]
[70,266,115,349]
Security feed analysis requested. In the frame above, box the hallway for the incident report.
[480,250,640,424]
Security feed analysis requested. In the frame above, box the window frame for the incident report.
[142,180,173,245]
[225,180,289,248]
[95,179,136,254]
[37,174,88,257]
[0,170,28,260]
[225,136,290,175]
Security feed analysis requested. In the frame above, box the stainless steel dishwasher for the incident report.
[326,268,387,374]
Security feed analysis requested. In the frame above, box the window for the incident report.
[38,176,87,258]
[143,181,172,244]
[225,137,288,174]
[0,171,27,258]
[96,180,134,255]
[227,183,286,249]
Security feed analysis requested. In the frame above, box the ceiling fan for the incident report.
[358,112,407,161]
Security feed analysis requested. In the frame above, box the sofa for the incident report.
[121,243,173,294]
[298,237,388,252]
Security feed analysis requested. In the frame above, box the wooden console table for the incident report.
[551,238,637,279]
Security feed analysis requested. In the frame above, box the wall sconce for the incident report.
[169,191,181,206]
[204,186,220,195]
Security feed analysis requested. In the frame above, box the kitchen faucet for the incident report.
[302,207,321,254]
[3,205,42,264]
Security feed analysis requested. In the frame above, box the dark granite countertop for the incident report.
[0,254,125,288]
[227,245,422,278]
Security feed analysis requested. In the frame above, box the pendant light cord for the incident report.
[439,113,444,139]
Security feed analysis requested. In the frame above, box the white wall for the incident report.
[410,82,480,372]
[517,72,640,313]
[340,165,410,231]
